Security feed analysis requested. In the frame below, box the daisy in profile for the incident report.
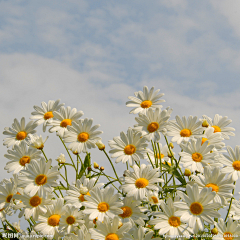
[108,128,149,166]
[30,99,64,132]
[49,106,84,138]
[179,138,217,173]
[120,164,163,200]
[4,141,42,174]
[134,108,170,142]
[64,118,103,154]
[118,197,147,226]
[17,158,60,198]
[90,216,132,240]
[59,205,85,234]
[34,198,65,240]
[149,197,192,239]
[65,176,103,208]
[83,187,123,222]
[28,134,49,150]
[3,117,38,148]
[189,166,235,206]
[126,86,165,114]
[212,218,240,240]
[220,146,240,181]
[13,192,53,221]
[167,116,204,145]
[230,199,240,220]
[201,114,235,140]
[147,190,163,206]
[174,183,221,234]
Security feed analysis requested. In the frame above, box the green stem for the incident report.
[5,220,18,232]
[103,149,122,184]
[53,190,59,198]
[147,152,155,169]
[41,149,48,162]
[225,181,236,222]
[64,165,69,186]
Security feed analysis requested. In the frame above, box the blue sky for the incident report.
[0,0,240,230]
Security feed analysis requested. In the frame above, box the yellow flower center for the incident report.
[124,144,136,155]
[212,125,221,133]
[140,100,152,109]
[205,183,219,192]
[156,153,164,159]
[180,129,192,137]
[78,132,89,142]
[98,202,109,212]
[44,111,54,120]
[105,233,119,240]
[147,122,159,133]
[223,232,233,240]
[168,216,181,227]
[135,178,149,188]
[119,206,133,218]
[233,161,240,171]
[16,131,27,140]
[35,174,47,186]
[6,194,13,203]
[66,216,76,225]
[163,161,171,166]
[192,153,203,162]
[79,192,91,202]
[60,119,72,128]
[19,156,31,166]
[201,137,208,145]
[190,202,203,215]
[29,196,42,207]
[48,214,61,227]
[151,196,159,203]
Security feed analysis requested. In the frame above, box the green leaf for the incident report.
[78,153,91,179]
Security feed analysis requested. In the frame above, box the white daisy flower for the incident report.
[108,128,149,166]
[189,166,235,206]
[65,176,103,208]
[149,198,193,239]
[201,114,235,140]
[59,205,84,234]
[65,225,91,240]
[118,197,147,226]
[90,216,132,240]
[201,127,225,151]
[4,141,42,174]
[179,138,217,173]
[28,134,49,150]
[220,146,240,181]
[3,117,38,148]
[124,226,162,240]
[167,115,204,145]
[14,192,53,221]
[134,108,170,142]
[120,164,163,200]
[64,118,103,154]
[30,99,64,132]
[34,198,65,240]
[18,158,60,198]
[126,86,165,114]
[174,183,221,234]
[83,187,123,222]
[147,190,163,206]
[56,153,66,164]
[230,200,240,220]
[212,218,240,240]
[49,106,84,138]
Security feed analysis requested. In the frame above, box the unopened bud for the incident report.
[202,119,209,128]
[100,166,104,171]
[184,168,191,176]
[169,142,174,149]
[56,153,66,164]
[79,186,88,195]
[211,227,218,235]
[96,140,105,150]
[94,162,99,169]
[168,152,174,158]
[87,167,92,171]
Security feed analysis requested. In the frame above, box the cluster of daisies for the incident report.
[1,86,240,240]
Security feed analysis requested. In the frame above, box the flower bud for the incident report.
[100,166,104,171]
[79,186,88,195]
[211,227,218,235]
[72,150,78,155]
[202,119,209,128]
[94,162,99,169]
[169,142,174,149]
[96,140,105,150]
[56,153,66,164]
[184,168,191,176]
[87,167,92,171]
